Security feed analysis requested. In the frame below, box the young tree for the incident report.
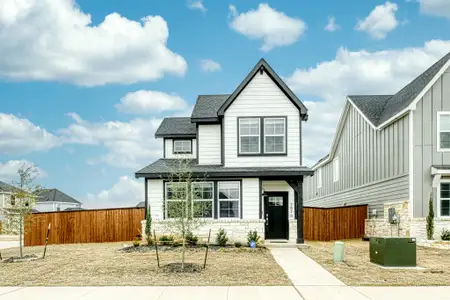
[163,158,210,270]
[145,206,153,245]
[7,164,41,257]
[426,194,434,240]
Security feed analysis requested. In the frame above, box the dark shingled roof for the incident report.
[350,52,450,126]
[64,207,85,211]
[136,201,145,208]
[37,189,81,205]
[0,181,15,192]
[154,117,196,138]
[135,159,313,178]
[191,94,230,120]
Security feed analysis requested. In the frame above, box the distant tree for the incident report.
[426,194,435,240]
[7,164,42,258]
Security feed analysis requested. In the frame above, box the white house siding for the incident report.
[304,104,410,218]
[148,179,164,220]
[223,71,301,167]
[413,68,450,218]
[34,202,80,212]
[198,125,221,165]
[262,181,295,220]
[164,139,197,159]
[242,178,259,219]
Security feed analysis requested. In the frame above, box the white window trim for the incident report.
[264,117,286,154]
[173,140,192,154]
[165,182,188,219]
[333,157,340,182]
[217,181,240,219]
[437,112,450,152]
[239,118,260,154]
[437,179,450,218]
[191,182,214,219]
[317,168,322,189]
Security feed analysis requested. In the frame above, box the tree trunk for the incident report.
[19,215,23,258]
[181,234,186,270]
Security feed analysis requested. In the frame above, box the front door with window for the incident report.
[264,192,288,239]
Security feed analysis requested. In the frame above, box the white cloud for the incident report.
[84,176,143,209]
[187,0,207,13]
[59,113,162,169]
[0,113,61,155]
[228,3,307,52]
[285,40,450,166]
[419,0,450,19]
[200,59,222,72]
[0,0,187,86]
[325,16,340,32]
[355,1,399,39]
[115,90,189,114]
[0,160,46,182]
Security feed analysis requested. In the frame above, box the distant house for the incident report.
[136,201,145,208]
[35,189,82,212]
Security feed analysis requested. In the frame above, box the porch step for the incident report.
[264,240,310,249]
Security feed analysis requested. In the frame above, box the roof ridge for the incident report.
[198,94,230,96]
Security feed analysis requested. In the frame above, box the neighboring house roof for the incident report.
[217,58,308,119]
[154,117,196,138]
[136,201,145,208]
[37,189,82,205]
[64,207,85,211]
[0,181,15,193]
[135,159,313,179]
[348,95,392,126]
[31,208,40,213]
[191,94,230,122]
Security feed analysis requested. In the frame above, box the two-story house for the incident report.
[303,52,450,241]
[135,59,312,243]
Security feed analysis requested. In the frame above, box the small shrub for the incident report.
[215,228,228,246]
[133,237,140,247]
[426,195,434,240]
[145,208,152,245]
[185,231,199,246]
[441,229,450,241]
[159,235,174,245]
[247,230,261,246]
[234,242,242,248]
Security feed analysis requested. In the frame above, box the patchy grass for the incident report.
[301,240,450,286]
[0,243,290,286]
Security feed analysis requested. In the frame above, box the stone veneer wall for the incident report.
[142,219,265,243]
[411,218,450,241]
[365,200,410,237]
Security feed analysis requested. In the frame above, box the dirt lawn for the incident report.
[301,240,450,286]
[0,243,290,286]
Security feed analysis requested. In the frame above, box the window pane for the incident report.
[441,183,450,199]
[219,201,239,218]
[192,182,213,200]
[441,200,450,216]
[241,136,259,153]
[240,119,259,135]
[265,119,285,135]
[174,140,191,153]
[219,183,239,200]
[167,201,187,218]
[440,115,450,131]
[440,132,450,149]
[167,183,186,200]
[265,136,284,153]
[193,201,213,218]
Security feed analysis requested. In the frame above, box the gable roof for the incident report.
[37,189,81,204]
[217,59,308,119]
[348,95,392,126]
[191,94,230,122]
[154,117,196,138]
[0,181,15,193]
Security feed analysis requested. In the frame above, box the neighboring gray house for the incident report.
[136,59,312,243]
[304,52,450,240]
[35,189,82,212]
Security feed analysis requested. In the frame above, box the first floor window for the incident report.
[218,181,240,218]
[438,112,450,151]
[440,182,450,217]
[192,182,213,218]
[165,182,187,218]
[173,140,192,154]
[333,157,340,182]
[317,168,322,188]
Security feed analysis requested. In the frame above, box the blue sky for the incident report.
[1,0,450,208]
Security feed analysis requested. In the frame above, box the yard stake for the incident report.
[203,229,211,269]
[154,229,160,268]
[42,223,51,259]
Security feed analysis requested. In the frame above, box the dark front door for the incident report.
[264,192,288,239]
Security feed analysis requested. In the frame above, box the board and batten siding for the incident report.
[304,103,410,218]
[413,67,450,218]
[223,71,301,167]
[148,179,164,220]
[198,125,221,165]
[242,178,259,219]
[164,139,197,159]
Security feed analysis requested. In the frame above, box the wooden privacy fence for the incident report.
[303,205,368,241]
[24,207,144,246]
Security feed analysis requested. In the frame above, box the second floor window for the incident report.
[238,117,287,155]
[173,140,192,154]
[438,112,450,151]
[264,118,286,153]
[239,118,260,154]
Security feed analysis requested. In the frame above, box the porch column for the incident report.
[296,179,304,244]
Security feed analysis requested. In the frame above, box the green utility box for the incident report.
[369,237,416,267]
